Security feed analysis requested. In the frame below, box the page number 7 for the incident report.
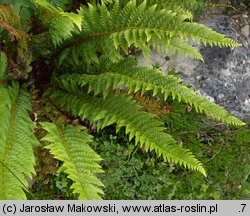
[240,204,246,212]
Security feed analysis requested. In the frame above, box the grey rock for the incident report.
[242,14,248,18]
[138,15,250,120]
[241,25,249,37]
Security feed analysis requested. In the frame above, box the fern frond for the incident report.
[34,0,82,28]
[57,0,239,65]
[56,58,245,126]
[120,0,196,22]
[62,0,192,62]
[34,0,82,46]
[0,83,38,199]
[41,122,104,200]
[178,22,240,47]
[48,16,77,46]
[45,88,207,176]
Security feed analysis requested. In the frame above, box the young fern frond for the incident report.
[0,83,38,199]
[41,123,104,200]
[56,58,245,126]
[44,88,207,176]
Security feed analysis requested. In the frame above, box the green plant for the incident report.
[0,0,245,199]
[0,0,36,20]
[31,172,76,199]
[93,106,250,199]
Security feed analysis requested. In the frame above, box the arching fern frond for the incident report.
[0,83,38,199]
[178,22,239,47]
[55,58,245,126]
[41,122,104,199]
[45,88,207,176]
[57,0,240,65]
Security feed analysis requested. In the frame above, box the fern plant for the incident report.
[0,0,245,199]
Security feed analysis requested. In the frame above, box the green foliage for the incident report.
[94,107,250,199]
[57,58,244,126]
[123,0,202,10]
[48,0,73,9]
[89,0,113,4]
[45,87,206,175]
[162,109,250,199]
[0,5,32,79]
[0,0,35,20]
[30,172,77,199]
[55,0,240,65]
[0,82,39,199]
[0,52,38,199]
[41,122,104,199]
[34,0,82,46]
[0,52,7,79]
[0,0,247,200]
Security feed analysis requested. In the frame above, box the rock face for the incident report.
[138,15,250,120]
